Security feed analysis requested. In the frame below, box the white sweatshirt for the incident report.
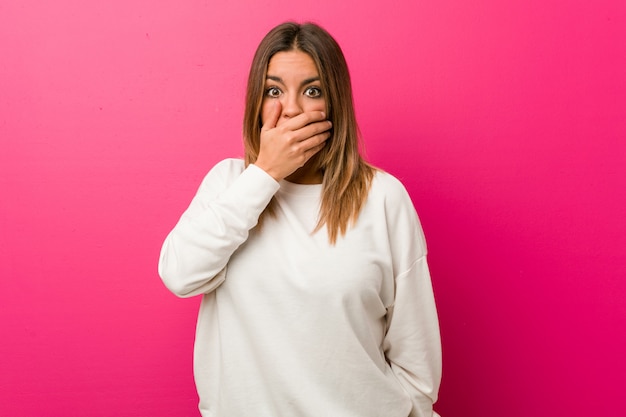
[159,159,442,417]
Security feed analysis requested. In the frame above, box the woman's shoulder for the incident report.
[370,168,413,205]
[203,158,245,178]
[197,158,245,190]
[211,158,245,174]
[368,168,427,255]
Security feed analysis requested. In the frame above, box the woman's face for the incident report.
[261,50,326,127]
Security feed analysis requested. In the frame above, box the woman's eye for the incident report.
[265,87,281,98]
[304,87,322,98]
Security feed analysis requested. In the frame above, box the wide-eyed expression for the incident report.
[261,50,326,127]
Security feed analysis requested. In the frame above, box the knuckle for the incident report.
[285,132,298,142]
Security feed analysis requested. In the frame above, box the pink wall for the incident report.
[1,1,624,416]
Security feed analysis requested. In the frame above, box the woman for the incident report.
[159,22,442,417]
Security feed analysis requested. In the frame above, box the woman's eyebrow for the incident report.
[300,77,320,86]
[266,75,284,85]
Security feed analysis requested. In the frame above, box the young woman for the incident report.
[159,22,442,417]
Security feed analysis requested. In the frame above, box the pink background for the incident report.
[1,1,625,416]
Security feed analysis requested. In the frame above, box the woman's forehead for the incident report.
[267,51,318,75]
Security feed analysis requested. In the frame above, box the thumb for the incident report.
[261,100,281,131]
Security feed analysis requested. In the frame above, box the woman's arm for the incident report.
[383,256,442,417]
[380,174,442,417]
[158,159,279,297]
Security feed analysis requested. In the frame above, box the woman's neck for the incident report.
[285,160,323,184]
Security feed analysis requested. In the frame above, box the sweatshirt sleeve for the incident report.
[384,257,442,417]
[381,175,442,417]
[158,160,280,298]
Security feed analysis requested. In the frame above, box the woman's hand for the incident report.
[255,101,332,182]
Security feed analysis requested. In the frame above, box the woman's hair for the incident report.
[243,22,374,244]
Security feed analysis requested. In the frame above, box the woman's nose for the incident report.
[280,94,303,118]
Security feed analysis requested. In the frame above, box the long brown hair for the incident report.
[243,22,374,244]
